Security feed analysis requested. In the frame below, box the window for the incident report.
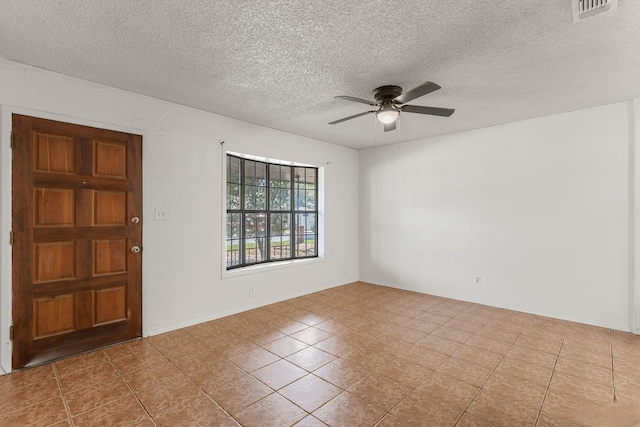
[226,154,318,269]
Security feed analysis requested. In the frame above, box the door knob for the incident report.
[131,246,141,254]
[131,216,140,224]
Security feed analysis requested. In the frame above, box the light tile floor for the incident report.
[1,282,639,426]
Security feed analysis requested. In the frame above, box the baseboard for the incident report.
[146,280,352,337]
[359,278,633,333]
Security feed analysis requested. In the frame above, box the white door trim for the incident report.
[633,98,640,335]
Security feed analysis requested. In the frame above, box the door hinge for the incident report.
[9,325,14,340]
[9,230,13,245]
[10,132,14,149]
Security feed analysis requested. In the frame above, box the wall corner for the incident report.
[632,98,640,335]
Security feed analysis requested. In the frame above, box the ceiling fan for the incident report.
[329,81,455,132]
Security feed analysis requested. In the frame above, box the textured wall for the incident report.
[0,58,360,371]
[359,102,634,331]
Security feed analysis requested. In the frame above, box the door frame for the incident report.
[1,105,149,372]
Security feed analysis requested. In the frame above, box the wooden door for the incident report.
[12,115,142,369]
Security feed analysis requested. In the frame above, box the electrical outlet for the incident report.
[249,287,255,298]
[475,276,481,284]
[154,209,169,221]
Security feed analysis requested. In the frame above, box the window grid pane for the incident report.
[270,213,291,260]
[244,161,266,210]
[295,213,317,257]
[270,164,291,211]
[244,213,267,264]
[226,213,242,268]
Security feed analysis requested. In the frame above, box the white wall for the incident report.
[0,58,360,371]
[1,57,637,375]
[360,102,636,332]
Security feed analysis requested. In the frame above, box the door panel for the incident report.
[33,241,76,282]
[94,287,127,325]
[12,114,142,369]
[93,239,127,275]
[35,188,76,226]
[33,295,75,338]
[33,133,75,174]
[94,191,127,225]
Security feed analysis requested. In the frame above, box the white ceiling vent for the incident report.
[572,0,618,23]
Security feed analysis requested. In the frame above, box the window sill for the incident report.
[221,257,325,279]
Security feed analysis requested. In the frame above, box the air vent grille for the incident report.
[572,0,618,23]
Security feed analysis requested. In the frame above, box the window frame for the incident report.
[224,151,320,271]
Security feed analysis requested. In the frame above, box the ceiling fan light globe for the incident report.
[376,109,399,124]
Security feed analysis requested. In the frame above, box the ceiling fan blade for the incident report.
[329,110,375,125]
[401,105,455,117]
[383,121,396,132]
[335,96,378,106]
[394,81,441,104]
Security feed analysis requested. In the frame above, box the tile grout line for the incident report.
[282,310,414,425]
[533,327,567,427]
[610,328,618,402]
[285,326,380,424]
[162,321,331,424]
[102,342,160,427]
[387,322,466,425]
[373,307,518,426]
[338,320,407,425]
[451,317,531,427]
[432,313,478,427]
[144,335,249,424]
[261,304,506,425]
[52,363,75,427]
[361,306,504,426]
[253,319,366,424]
[50,349,140,423]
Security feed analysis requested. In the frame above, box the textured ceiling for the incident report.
[1,1,639,149]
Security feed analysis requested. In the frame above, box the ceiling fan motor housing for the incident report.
[373,85,403,103]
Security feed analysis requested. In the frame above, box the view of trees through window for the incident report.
[226,154,318,269]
